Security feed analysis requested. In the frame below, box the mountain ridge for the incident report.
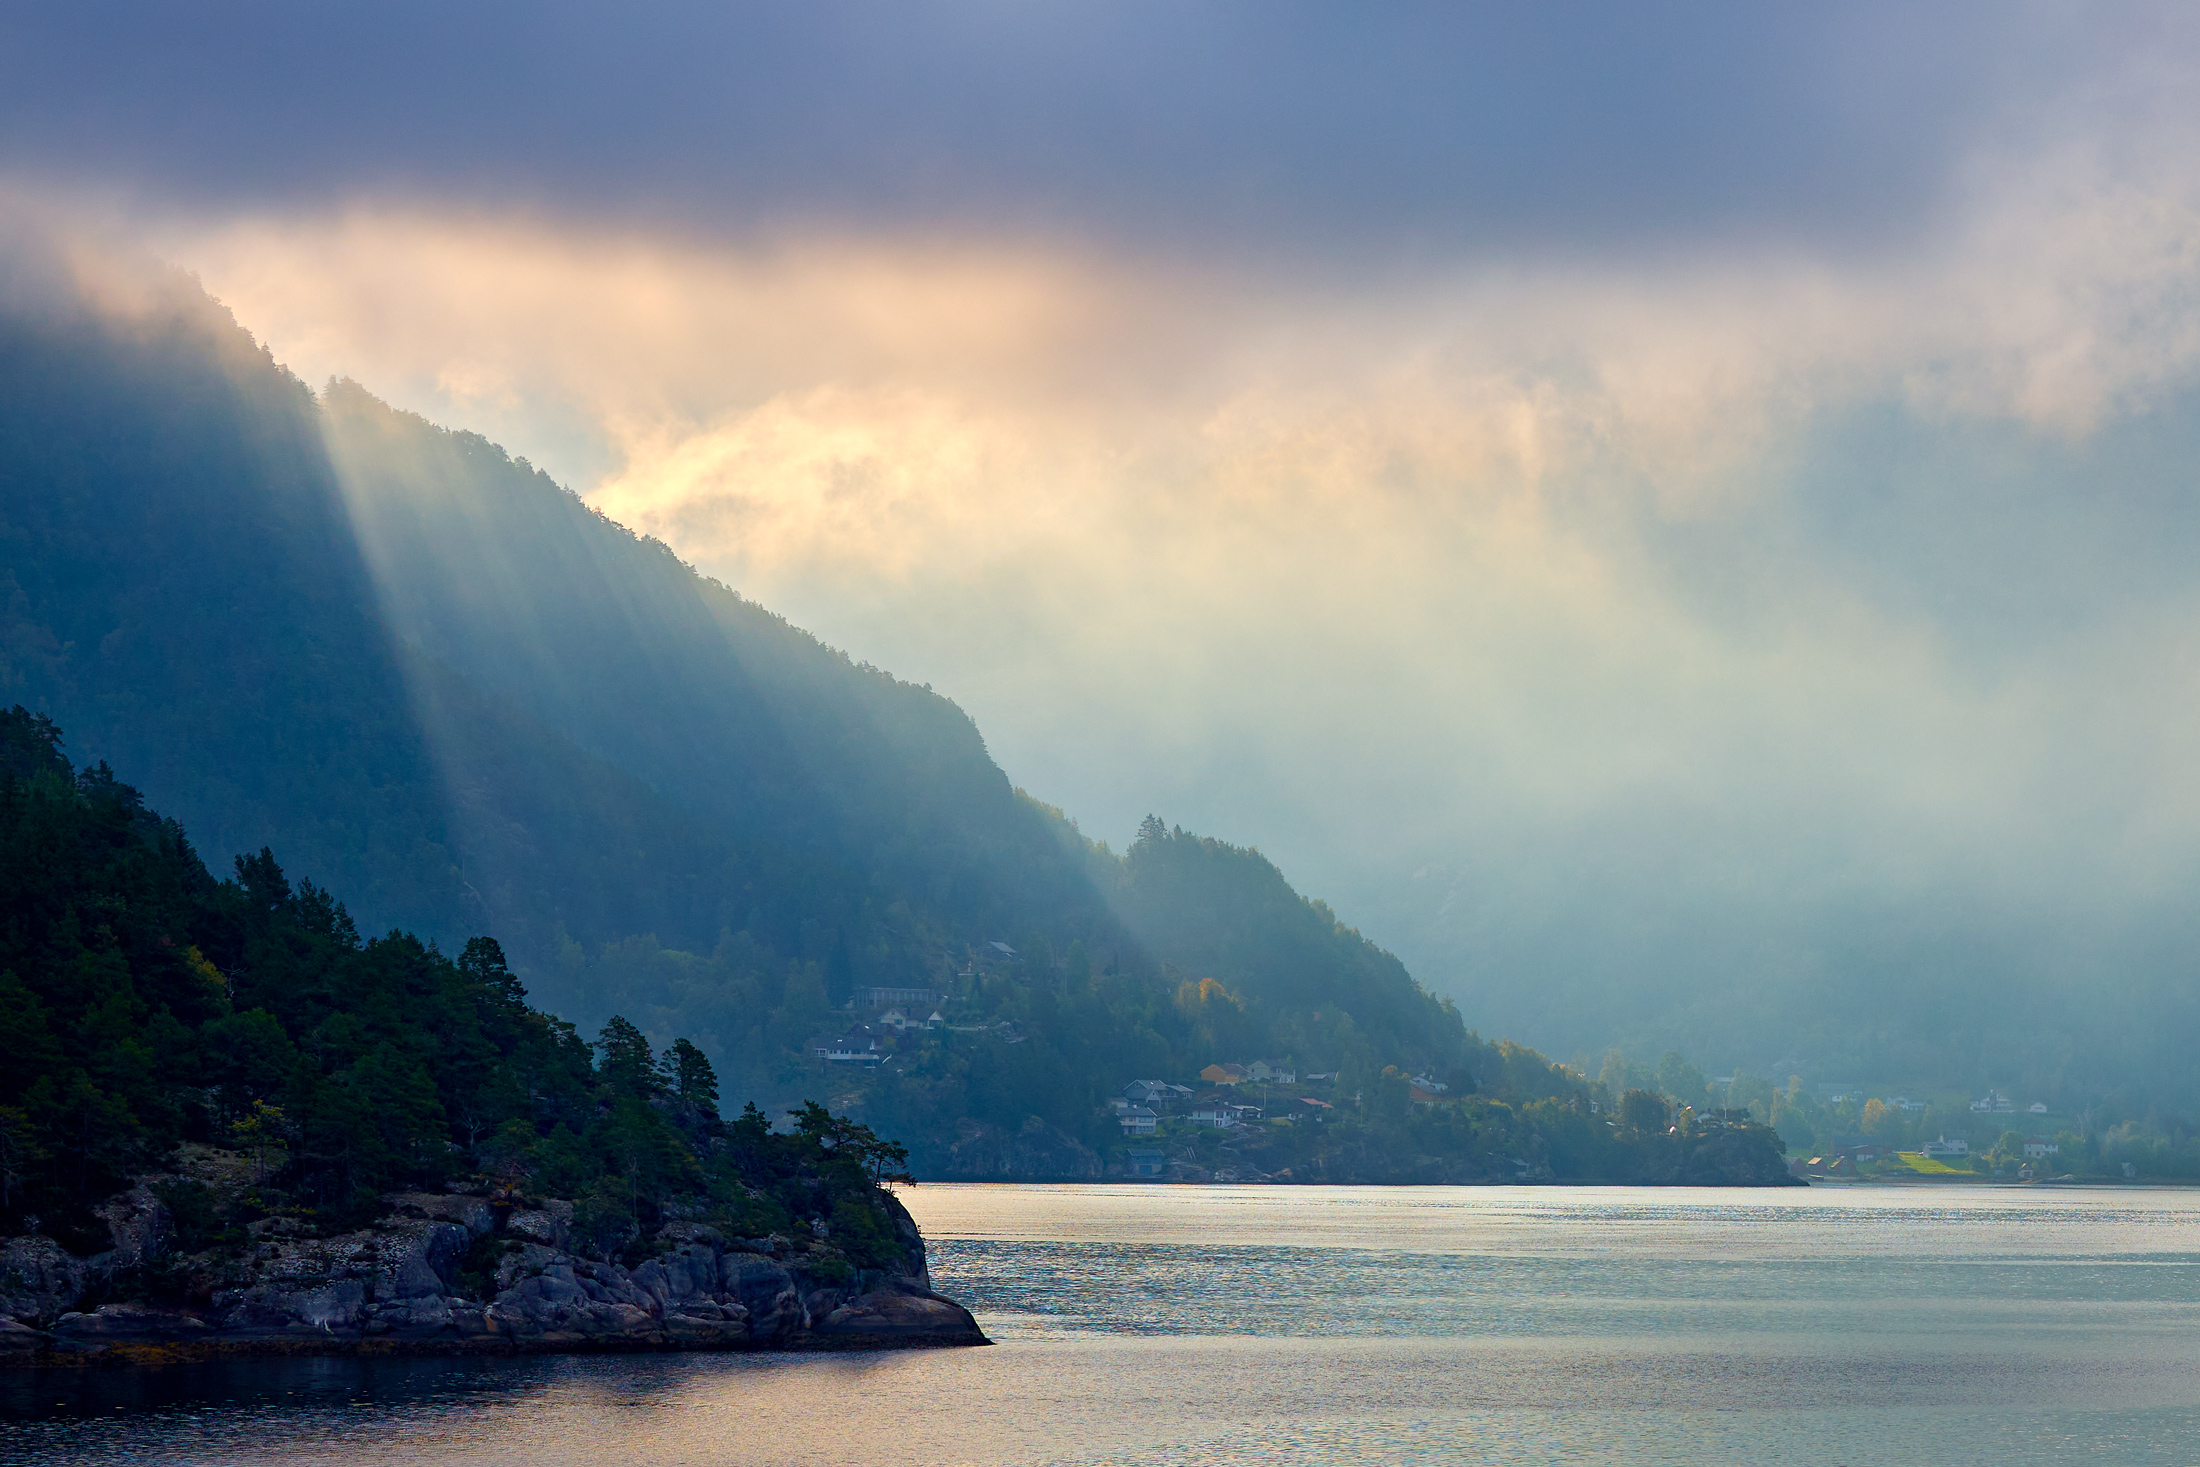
[0,244,1552,1171]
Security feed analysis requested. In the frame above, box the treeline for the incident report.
[546,818,1498,1168]
[544,819,1797,1184]
[1183,1075,1787,1186]
[0,707,910,1266]
[1586,1045,2200,1172]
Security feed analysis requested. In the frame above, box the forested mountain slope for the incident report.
[318,381,1105,966]
[0,259,460,935]
[0,251,1113,998]
[0,708,1793,1195]
[0,243,1583,1170]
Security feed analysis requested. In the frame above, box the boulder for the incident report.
[353,1220,470,1302]
[53,1304,212,1343]
[91,1186,170,1270]
[485,1268,592,1339]
[215,1277,369,1335]
[0,1236,91,1327]
[812,1289,986,1342]
[802,1285,846,1325]
[366,1295,456,1337]
[722,1254,804,1341]
[662,1311,747,1346]
[506,1202,573,1249]
[386,1193,497,1237]
[632,1244,719,1310]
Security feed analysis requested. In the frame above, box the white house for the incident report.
[813,1031,884,1065]
[1188,1103,1241,1129]
[2022,1136,2059,1159]
[1892,1096,1926,1113]
[1921,1136,1969,1159]
[1247,1060,1298,1084]
[1970,1091,2014,1114]
[2028,1102,2049,1115]
[1118,1106,1159,1136]
[1410,1073,1449,1095]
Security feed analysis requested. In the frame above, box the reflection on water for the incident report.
[6,1185,2200,1466]
[905,1179,2200,1257]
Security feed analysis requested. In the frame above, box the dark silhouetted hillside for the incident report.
[0,245,1524,1166]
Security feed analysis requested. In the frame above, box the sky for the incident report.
[8,3,2200,1065]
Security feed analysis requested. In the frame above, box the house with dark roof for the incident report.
[811,1028,885,1065]
[1117,1106,1159,1136]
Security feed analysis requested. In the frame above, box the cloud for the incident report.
[130,149,2200,943]
[17,4,2200,1059]
[0,3,2163,262]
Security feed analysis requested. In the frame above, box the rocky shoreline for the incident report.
[0,1186,986,1369]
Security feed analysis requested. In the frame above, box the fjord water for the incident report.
[7,1186,2199,1466]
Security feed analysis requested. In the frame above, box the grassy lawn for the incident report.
[1896,1151,1967,1174]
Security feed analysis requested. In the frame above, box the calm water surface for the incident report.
[6,1184,2199,1466]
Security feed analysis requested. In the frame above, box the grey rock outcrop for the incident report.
[0,1187,984,1367]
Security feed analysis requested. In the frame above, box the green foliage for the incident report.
[1176,1085,1791,1185]
[1115,822,1467,1077]
[595,1017,660,1102]
[1619,1088,1673,1138]
[150,1178,232,1254]
[788,1100,914,1185]
[0,709,917,1259]
[665,1039,719,1112]
[573,1184,640,1258]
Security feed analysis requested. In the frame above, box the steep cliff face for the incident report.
[0,1175,982,1366]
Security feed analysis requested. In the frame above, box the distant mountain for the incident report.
[0,240,1532,1168]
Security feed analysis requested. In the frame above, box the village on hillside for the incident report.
[800,961,2161,1185]
[805,987,1443,1182]
[797,953,1485,1182]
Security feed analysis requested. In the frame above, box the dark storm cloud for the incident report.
[0,1,2139,261]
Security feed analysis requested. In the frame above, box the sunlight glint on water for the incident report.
[6,1185,2199,1467]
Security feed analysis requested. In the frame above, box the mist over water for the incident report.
[10,1185,2199,1467]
